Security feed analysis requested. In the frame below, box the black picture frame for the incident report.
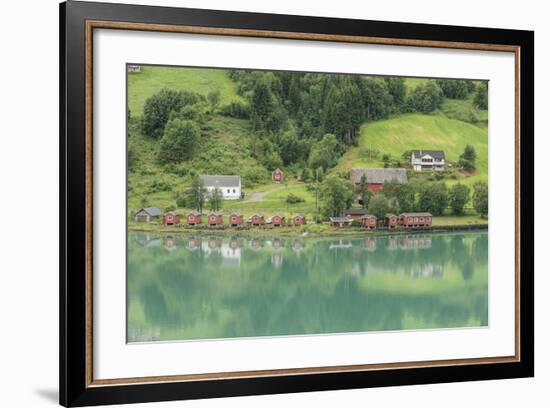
[60,1,534,406]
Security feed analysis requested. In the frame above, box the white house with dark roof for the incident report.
[411,150,446,171]
[199,175,242,200]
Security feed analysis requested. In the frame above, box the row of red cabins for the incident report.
[331,210,433,229]
[163,212,307,227]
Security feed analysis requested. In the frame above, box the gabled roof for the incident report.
[199,175,241,188]
[137,206,162,217]
[400,212,433,217]
[188,211,201,216]
[343,208,370,215]
[360,214,377,219]
[329,216,353,223]
[350,168,408,184]
[411,150,445,160]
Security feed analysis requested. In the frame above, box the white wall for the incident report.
[0,1,546,407]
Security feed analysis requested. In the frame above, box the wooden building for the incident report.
[349,168,408,193]
[207,212,223,226]
[292,214,306,226]
[399,212,433,227]
[271,168,284,183]
[385,214,398,229]
[134,206,161,222]
[361,214,377,229]
[229,213,244,227]
[343,208,370,220]
[162,211,180,226]
[271,214,285,227]
[187,211,202,226]
[250,214,265,226]
[329,216,353,227]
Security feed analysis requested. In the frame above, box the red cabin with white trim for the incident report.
[292,214,306,226]
[207,212,223,226]
[187,211,202,226]
[163,211,180,226]
[399,212,432,228]
[250,214,265,226]
[229,213,244,227]
[272,168,284,183]
[361,214,377,229]
[271,214,285,227]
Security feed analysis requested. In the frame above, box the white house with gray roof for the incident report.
[411,150,446,171]
[199,175,242,200]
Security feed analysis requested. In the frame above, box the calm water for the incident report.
[127,231,488,343]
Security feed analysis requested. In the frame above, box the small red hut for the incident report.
[385,214,398,229]
[229,213,244,227]
[272,168,284,183]
[250,214,265,226]
[399,212,432,228]
[187,211,202,226]
[207,212,223,226]
[292,214,306,226]
[361,214,377,230]
[163,211,180,226]
[271,214,285,227]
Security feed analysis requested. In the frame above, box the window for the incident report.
[227,189,230,193]
[233,189,236,193]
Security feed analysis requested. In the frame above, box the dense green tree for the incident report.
[208,187,224,211]
[186,177,207,213]
[385,182,417,213]
[141,88,184,139]
[368,194,397,219]
[436,79,474,99]
[472,182,489,217]
[418,182,448,215]
[459,145,477,171]
[308,133,339,171]
[320,174,354,217]
[449,183,470,215]
[406,81,444,113]
[474,83,489,109]
[250,79,274,129]
[158,119,201,164]
[276,127,307,165]
[383,77,407,112]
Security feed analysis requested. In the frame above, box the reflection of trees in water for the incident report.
[127,232,488,341]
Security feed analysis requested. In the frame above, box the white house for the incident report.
[411,150,446,171]
[199,175,242,200]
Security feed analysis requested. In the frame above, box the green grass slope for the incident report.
[337,113,488,187]
[128,66,243,116]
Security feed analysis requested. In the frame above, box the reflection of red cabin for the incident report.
[362,238,377,251]
[229,213,244,227]
[385,214,398,229]
[187,238,200,250]
[271,214,285,226]
[292,214,306,226]
[187,211,202,226]
[207,212,223,226]
[163,236,177,250]
[163,211,180,226]
[250,214,265,226]
[272,239,283,249]
[399,212,432,227]
[272,168,284,183]
[361,214,377,229]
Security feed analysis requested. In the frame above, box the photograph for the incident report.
[126,64,489,343]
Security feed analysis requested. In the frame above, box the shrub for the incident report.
[219,100,251,119]
[286,193,305,204]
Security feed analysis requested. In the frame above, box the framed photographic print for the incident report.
[60,1,534,406]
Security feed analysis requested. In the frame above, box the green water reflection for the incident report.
[127,231,488,342]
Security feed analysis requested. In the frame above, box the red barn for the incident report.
[385,214,398,229]
[250,214,265,226]
[292,214,306,226]
[229,213,244,227]
[399,212,432,228]
[361,214,377,229]
[349,168,408,193]
[207,212,223,226]
[187,211,202,226]
[163,211,180,226]
[272,168,284,183]
[271,214,285,227]
[343,208,370,221]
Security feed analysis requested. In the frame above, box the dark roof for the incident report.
[199,175,241,188]
[411,150,445,160]
[350,168,408,184]
[137,206,162,217]
[329,217,353,223]
[400,212,433,217]
[343,209,370,215]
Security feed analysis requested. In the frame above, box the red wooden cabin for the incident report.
[271,214,285,227]
[399,212,432,228]
[343,209,370,221]
[292,214,306,226]
[229,213,244,227]
[361,214,377,229]
[385,214,398,229]
[163,211,180,226]
[250,214,265,226]
[272,168,284,183]
[207,212,223,226]
[187,211,202,226]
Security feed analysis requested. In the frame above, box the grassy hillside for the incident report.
[128,66,243,116]
[336,113,488,187]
